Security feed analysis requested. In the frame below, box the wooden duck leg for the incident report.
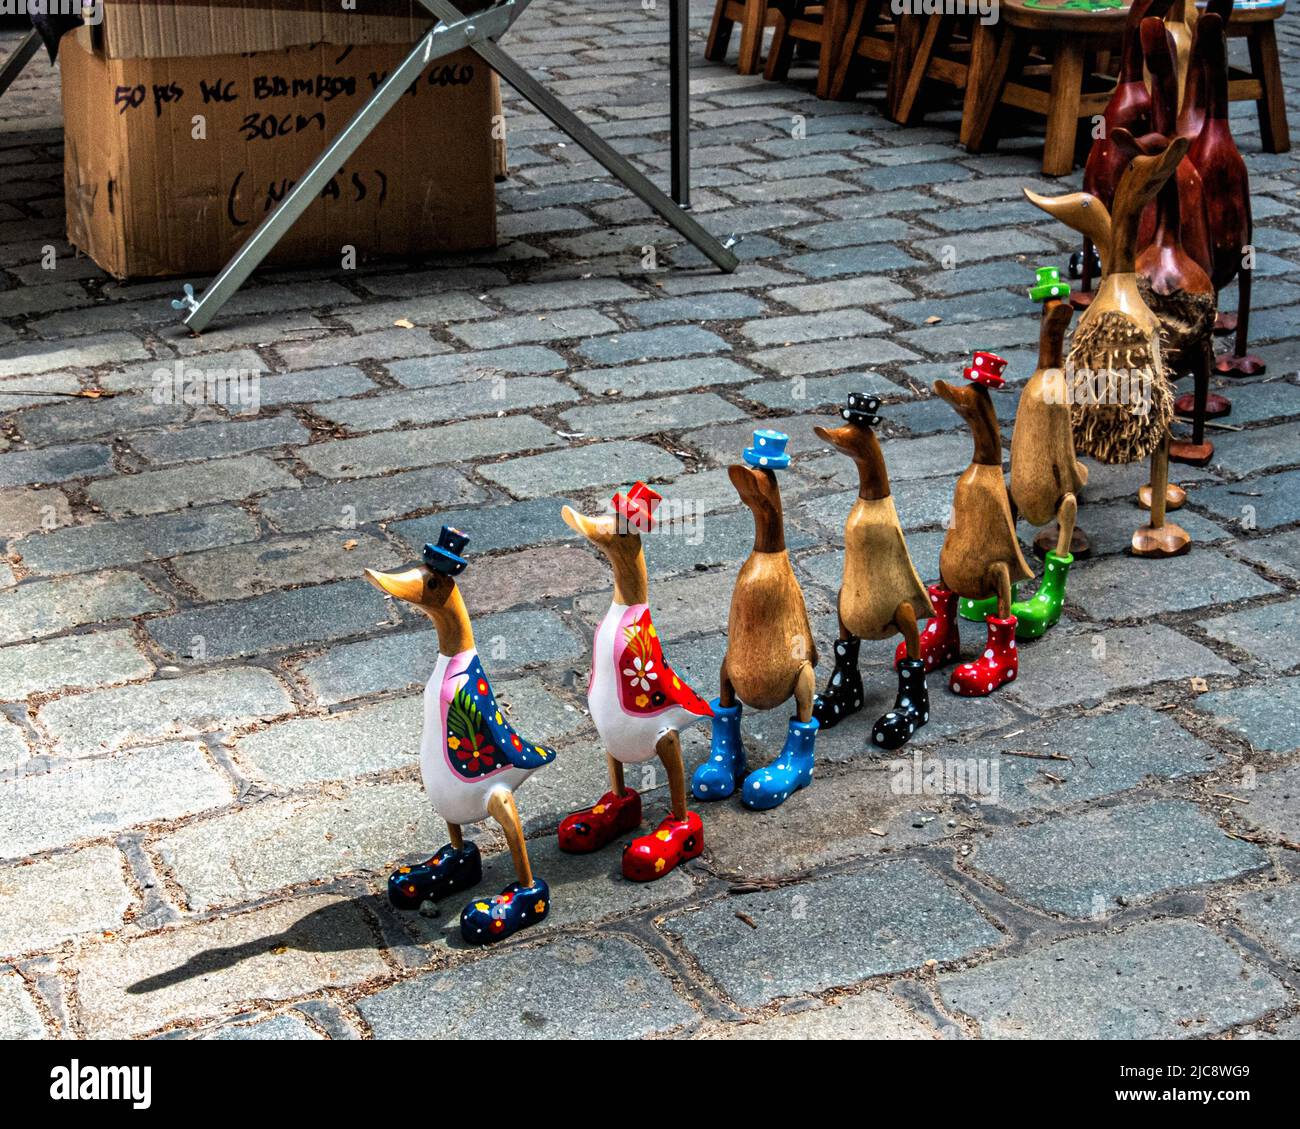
[607,754,627,797]
[1170,341,1216,466]
[991,561,1013,620]
[448,822,464,849]
[487,788,534,888]
[655,731,689,822]
[896,601,920,662]
[1216,264,1265,376]
[1055,493,1079,558]
[1133,437,1192,557]
[794,660,816,724]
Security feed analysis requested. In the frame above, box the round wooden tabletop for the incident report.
[1000,0,1133,31]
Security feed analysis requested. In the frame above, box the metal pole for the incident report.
[422,0,735,272]
[669,0,691,208]
[0,29,41,101]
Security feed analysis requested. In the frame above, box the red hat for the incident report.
[612,482,662,533]
[964,351,1008,389]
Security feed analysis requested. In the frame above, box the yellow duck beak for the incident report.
[364,565,431,604]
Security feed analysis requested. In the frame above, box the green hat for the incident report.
[1029,265,1070,303]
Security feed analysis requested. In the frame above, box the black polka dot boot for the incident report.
[813,637,864,730]
[871,658,930,751]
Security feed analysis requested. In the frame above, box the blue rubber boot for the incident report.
[743,717,818,811]
[692,698,745,801]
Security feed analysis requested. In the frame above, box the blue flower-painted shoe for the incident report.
[460,878,550,945]
[692,698,746,801]
[742,717,818,811]
[388,842,483,910]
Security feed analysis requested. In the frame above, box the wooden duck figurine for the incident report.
[920,354,1034,697]
[691,429,819,811]
[1025,129,1193,558]
[1137,15,1218,469]
[558,483,713,881]
[364,527,555,944]
[810,393,934,751]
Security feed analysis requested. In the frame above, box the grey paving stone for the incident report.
[769,276,913,311]
[938,920,1288,1039]
[662,860,1002,1007]
[1207,380,1300,425]
[1007,624,1237,711]
[0,332,149,378]
[558,391,746,438]
[741,371,902,413]
[169,531,402,602]
[15,392,192,444]
[0,717,26,773]
[386,346,568,388]
[129,416,309,465]
[0,973,44,1039]
[85,455,299,517]
[621,292,767,329]
[0,570,168,645]
[1231,528,1300,582]
[486,276,642,310]
[358,935,695,1039]
[1197,677,1300,754]
[576,325,729,365]
[331,291,494,332]
[1192,469,1300,531]
[1067,550,1278,620]
[568,356,759,396]
[72,894,388,1038]
[749,334,921,376]
[393,496,577,558]
[0,846,133,957]
[0,442,112,487]
[256,366,375,406]
[1211,422,1300,477]
[200,1013,324,1041]
[299,415,561,479]
[741,308,891,348]
[971,800,1267,919]
[0,628,152,701]
[697,992,939,1039]
[1234,884,1300,961]
[298,610,583,706]
[156,781,440,911]
[479,439,683,499]
[1061,501,1229,557]
[450,308,618,349]
[14,506,260,577]
[1237,761,1300,842]
[0,485,70,536]
[1198,601,1300,673]
[0,741,233,859]
[315,378,578,432]
[147,578,395,662]
[784,243,925,279]
[273,327,449,370]
[259,466,484,533]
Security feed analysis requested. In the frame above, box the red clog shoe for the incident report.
[949,615,1018,697]
[622,812,703,881]
[896,584,960,673]
[557,788,642,853]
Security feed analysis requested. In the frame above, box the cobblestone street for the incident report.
[1,2,1299,1039]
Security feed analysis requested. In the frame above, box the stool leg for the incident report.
[816,0,849,100]
[737,0,768,75]
[1248,23,1290,153]
[1043,38,1085,176]
[893,13,944,125]
[764,2,797,81]
[706,0,736,63]
[829,0,870,100]
[964,25,1016,153]
[960,18,997,147]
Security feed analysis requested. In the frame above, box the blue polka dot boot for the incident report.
[460,878,550,944]
[743,716,818,811]
[692,698,746,801]
[388,841,482,910]
[813,637,864,730]
[871,657,930,751]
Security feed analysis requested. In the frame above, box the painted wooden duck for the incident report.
[364,526,555,945]
[1026,129,1193,558]
[920,353,1034,697]
[691,430,819,811]
[810,392,934,751]
[558,483,713,881]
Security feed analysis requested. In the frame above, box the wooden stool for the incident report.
[765,0,852,99]
[708,0,781,75]
[962,0,1130,176]
[1218,0,1290,152]
[888,13,980,124]
[828,0,900,101]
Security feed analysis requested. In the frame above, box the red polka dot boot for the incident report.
[950,615,1019,697]
[557,788,642,853]
[622,811,704,881]
[895,583,960,673]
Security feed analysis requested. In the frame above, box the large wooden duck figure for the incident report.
[811,393,934,750]
[921,353,1034,697]
[558,484,713,881]
[364,527,555,944]
[691,430,820,810]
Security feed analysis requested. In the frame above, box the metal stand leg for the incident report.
[670,0,691,207]
[0,29,41,101]
[424,0,735,272]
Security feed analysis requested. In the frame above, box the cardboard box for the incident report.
[61,29,497,280]
[91,0,431,60]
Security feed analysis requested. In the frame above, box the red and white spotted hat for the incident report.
[964,351,1008,389]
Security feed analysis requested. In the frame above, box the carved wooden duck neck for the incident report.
[560,508,649,606]
[365,566,475,657]
[814,422,890,501]
[730,464,786,553]
[937,381,1002,467]
[1037,299,1072,371]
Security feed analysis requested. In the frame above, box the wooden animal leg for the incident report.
[447,822,464,850]
[487,788,534,888]
[607,754,627,797]
[1132,437,1191,558]
[794,661,816,724]
[655,731,689,822]
[1217,264,1265,375]
[1042,38,1085,176]
[719,657,737,709]
[1055,493,1078,558]
[895,601,921,662]
[989,562,1013,619]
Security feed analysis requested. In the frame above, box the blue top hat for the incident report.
[841,392,882,427]
[423,525,470,576]
[743,429,791,470]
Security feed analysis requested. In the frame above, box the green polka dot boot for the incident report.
[1010,551,1072,639]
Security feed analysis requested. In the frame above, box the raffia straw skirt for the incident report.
[1065,311,1174,465]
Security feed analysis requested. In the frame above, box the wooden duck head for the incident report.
[560,483,658,606]
[814,392,890,501]
[935,353,1006,467]
[729,465,785,553]
[365,525,473,656]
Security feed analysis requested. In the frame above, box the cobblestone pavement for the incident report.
[1,4,1299,1040]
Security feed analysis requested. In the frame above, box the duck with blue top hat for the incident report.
[691,430,821,811]
[364,527,556,944]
